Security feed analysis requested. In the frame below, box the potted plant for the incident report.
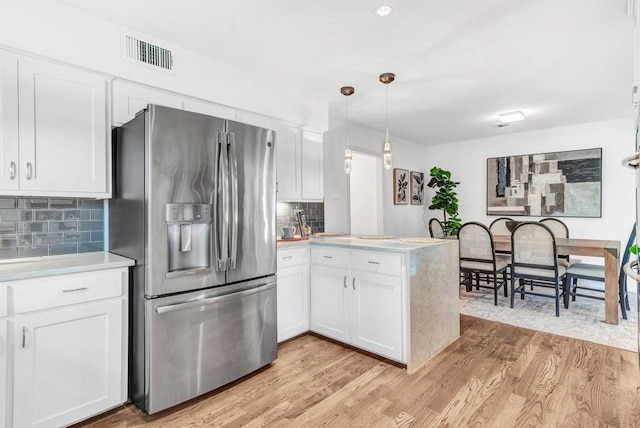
[427,167,462,236]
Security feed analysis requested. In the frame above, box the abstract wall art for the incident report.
[486,148,602,217]
[410,171,425,205]
[393,168,409,205]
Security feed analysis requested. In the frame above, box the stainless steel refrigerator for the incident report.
[109,105,277,414]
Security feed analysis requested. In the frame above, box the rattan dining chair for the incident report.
[429,218,445,238]
[565,224,636,320]
[489,217,514,236]
[539,218,570,267]
[510,222,567,317]
[490,217,514,256]
[459,222,509,305]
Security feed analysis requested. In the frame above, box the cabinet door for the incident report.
[112,80,184,125]
[0,54,19,192]
[13,299,122,428]
[276,125,302,201]
[18,58,109,196]
[350,270,403,361]
[0,319,7,428]
[277,264,309,342]
[310,265,350,342]
[301,130,323,201]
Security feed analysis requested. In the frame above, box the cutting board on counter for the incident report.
[277,236,308,242]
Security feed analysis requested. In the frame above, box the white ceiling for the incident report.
[56,0,635,145]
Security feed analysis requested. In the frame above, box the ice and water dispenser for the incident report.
[166,204,212,277]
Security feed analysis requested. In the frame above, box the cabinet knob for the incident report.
[9,161,16,180]
[352,277,356,290]
[26,162,33,180]
[343,275,347,288]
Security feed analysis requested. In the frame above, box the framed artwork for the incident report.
[410,171,425,205]
[393,168,409,205]
[486,148,602,217]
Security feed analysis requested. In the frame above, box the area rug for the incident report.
[459,284,638,352]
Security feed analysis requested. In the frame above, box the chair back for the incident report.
[489,217,513,235]
[429,218,445,238]
[511,222,558,275]
[619,223,637,287]
[539,218,569,239]
[458,222,495,263]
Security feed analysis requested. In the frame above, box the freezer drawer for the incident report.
[144,278,277,414]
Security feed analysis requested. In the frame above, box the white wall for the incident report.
[324,118,432,237]
[424,117,637,256]
[0,0,327,131]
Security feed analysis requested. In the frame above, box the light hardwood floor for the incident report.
[75,315,640,427]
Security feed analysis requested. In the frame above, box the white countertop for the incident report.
[278,235,451,253]
[0,252,135,282]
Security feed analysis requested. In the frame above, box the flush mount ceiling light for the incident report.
[341,86,355,175]
[374,5,393,16]
[380,72,395,170]
[498,110,525,123]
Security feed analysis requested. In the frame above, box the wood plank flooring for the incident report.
[74,316,640,427]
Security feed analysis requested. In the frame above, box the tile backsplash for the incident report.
[0,197,105,260]
[277,202,324,236]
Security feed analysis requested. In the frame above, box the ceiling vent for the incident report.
[121,29,175,73]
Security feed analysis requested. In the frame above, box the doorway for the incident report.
[349,151,383,235]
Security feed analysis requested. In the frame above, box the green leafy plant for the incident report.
[630,244,639,256]
[427,167,462,236]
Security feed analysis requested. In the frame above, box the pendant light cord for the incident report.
[346,95,350,149]
[385,84,390,140]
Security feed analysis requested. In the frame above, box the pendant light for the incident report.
[380,72,395,170]
[341,86,355,175]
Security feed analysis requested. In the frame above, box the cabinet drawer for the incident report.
[277,247,308,269]
[311,247,350,269]
[0,287,6,317]
[12,269,123,314]
[351,251,403,276]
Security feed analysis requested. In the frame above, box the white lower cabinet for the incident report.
[13,300,122,428]
[310,265,350,343]
[277,247,310,342]
[0,286,7,428]
[310,247,405,361]
[350,270,402,360]
[6,267,129,428]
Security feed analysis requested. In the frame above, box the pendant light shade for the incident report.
[341,86,355,175]
[380,73,395,170]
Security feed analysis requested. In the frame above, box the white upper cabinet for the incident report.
[301,129,323,201]
[0,52,110,198]
[17,58,110,197]
[112,80,183,125]
[276,125,302,201]
[0,54,19,192]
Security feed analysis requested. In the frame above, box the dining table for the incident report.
[492,235,622,325]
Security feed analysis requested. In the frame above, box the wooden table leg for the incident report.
[604,246,619,325]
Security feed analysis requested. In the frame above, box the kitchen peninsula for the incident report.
[277,236,459,373]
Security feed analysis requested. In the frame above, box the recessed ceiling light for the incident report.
[498,110,525,123]
[374,5,393,16]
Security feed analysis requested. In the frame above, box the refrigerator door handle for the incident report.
[215,131,229,271]
[228,132,239,270]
